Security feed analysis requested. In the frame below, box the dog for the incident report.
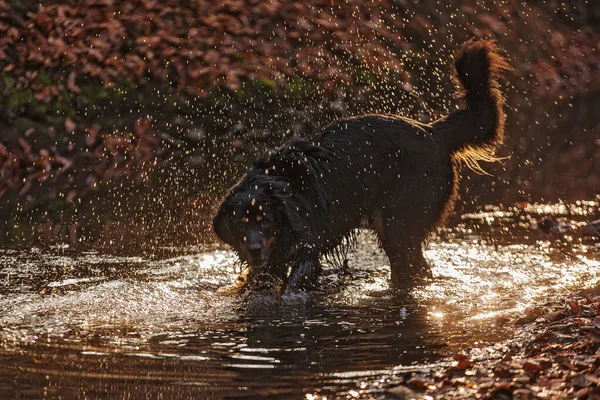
[213,40,509,293]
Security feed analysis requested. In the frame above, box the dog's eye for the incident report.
[236,216,249,230]
[259,219,271,229]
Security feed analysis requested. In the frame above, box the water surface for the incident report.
[1,204,599,398]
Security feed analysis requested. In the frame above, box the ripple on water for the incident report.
[0,218,599,398]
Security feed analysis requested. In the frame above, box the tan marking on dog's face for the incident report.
[262,235,276,250]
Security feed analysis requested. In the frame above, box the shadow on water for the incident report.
[0,202,599,398]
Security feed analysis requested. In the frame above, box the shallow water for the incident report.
[0,205,599,399]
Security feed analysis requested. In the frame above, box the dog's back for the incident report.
[306,39,509,237]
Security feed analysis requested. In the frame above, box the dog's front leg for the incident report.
[282,245,321,293]
[284,258,320,293]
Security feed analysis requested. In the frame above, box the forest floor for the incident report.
[372,208,600,400]
[378,290,600,399]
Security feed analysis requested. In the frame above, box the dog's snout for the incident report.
[248,243,263,258]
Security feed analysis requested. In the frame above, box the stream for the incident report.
[0,202,599,399]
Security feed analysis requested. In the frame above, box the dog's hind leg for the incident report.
[385,234,432,286]
[372,209,433,286]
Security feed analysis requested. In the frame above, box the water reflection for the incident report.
[0,205,599,398]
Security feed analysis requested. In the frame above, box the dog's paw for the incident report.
[244,272,282,293]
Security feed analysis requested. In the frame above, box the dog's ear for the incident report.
[213,203,235,245]
[268,182,306,235]
[256,140,313,192]
[281,200,305,234]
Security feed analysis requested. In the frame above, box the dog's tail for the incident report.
[432,40,510,172]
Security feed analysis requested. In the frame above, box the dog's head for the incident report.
[213,176,304,269]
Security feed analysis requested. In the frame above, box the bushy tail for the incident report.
[432,40,510,171]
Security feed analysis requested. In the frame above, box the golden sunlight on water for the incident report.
[0,204,599,398]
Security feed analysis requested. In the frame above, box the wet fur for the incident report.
[213,40,509,292]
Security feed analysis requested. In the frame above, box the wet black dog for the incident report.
[213,40,509,292]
